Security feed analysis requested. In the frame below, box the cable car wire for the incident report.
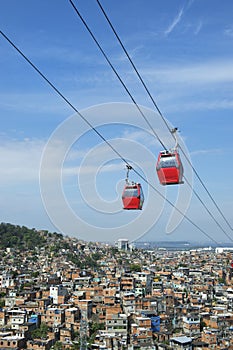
[94,0,233,235]
[185,177,233,242]
[0,30,131,167]
[0,29,223,246]
[96,0,165,125]
[68,0,167,151]
[68,0,233,241]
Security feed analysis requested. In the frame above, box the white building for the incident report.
[215,247,233,253]
[0,271,14,288]
[116,239,129,251]
[50,285,68,304]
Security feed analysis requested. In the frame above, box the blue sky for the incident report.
[1,0,233,244]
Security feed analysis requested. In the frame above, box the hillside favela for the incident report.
[1,223,233,349]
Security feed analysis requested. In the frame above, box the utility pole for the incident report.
[80,309,88,350]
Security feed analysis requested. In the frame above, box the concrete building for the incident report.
[116,238,129,251]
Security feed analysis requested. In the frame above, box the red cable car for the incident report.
[122,165,144,210]
[156,128,184,185]
[122,183,144,210]
[156,150,184,185]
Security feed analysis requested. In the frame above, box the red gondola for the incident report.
[122,183,144,210]
[156,150,183,185]
[122,165,144,210]
[156,128,184,185]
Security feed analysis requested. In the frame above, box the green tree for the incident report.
[130,263,141,272]
[88,322,105,344]
[52,341,63,350]
[200,320,207,331]
[218,277,226,285]
[31,322,49,340]
[31,271,40,278]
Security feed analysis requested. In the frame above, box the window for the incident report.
[159,156,178,168]
[123,187,138,197]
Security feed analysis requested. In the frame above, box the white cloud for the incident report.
[0,92,67,114]
[0,139,46,184]
[144,60,233,86]
[0,137,119,184]
[172,99,233,112]
[63,162,123,177]
[120,127,179,151]
[164,7,184,36]
[121,129,157,145]
[116,45,144,63]
[194,21,202,35]
[190,148,222,156]
[65,148,90,162]
[30,45,101,65]
[224,27,233,37]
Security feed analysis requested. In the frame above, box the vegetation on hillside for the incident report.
[0,222,47,250]
[0,222,146,272]
[0,222,107,270]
